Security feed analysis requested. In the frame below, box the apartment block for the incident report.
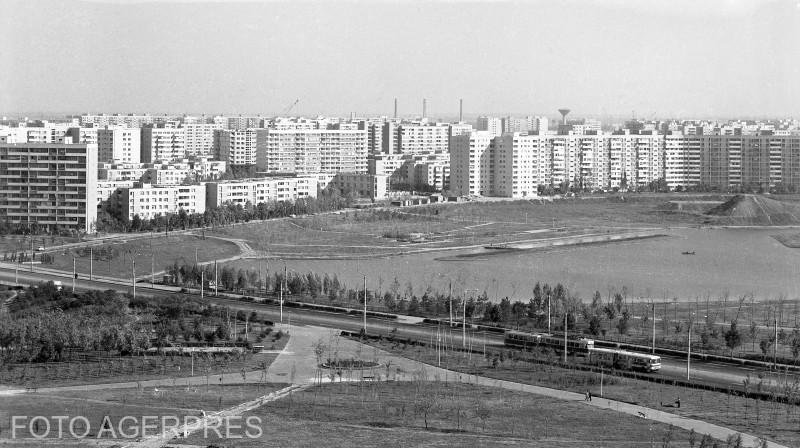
[449,131,495,196]
[120,184,205,221]
[476,117,503,137]
[184,123,222,158]
[321,173,389,200]
[97,180,136,204]
[141,127,186,163]
[256,128,368,174]
[98,163,150,182]
[0,143,98,233]
[206,176,318,208]
[219,129,258,166]
[142,165,190,185]
[98,127,141,163]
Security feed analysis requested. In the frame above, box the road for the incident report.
[0,266,794,390]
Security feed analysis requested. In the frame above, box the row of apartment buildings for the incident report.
[450,132,800,197]
[118,173,388,221]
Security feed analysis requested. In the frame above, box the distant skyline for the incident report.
[1,0,799,119]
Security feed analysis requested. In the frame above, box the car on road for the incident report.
[37,246,45,251]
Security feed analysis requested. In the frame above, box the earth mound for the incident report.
[705,194,800,225]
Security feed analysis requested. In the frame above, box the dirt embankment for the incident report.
[704,194,800,226]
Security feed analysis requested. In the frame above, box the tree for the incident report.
[724,321,742,357]
[414,394,436,429]
[588,314,603,336]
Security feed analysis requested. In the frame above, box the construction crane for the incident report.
[281,99,299,116]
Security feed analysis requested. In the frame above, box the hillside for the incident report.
[705,194,800,225]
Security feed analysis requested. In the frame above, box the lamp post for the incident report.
[687,312,694,380]
[463,289,478,348]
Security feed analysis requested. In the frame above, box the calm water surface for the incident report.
[249,228,800,302]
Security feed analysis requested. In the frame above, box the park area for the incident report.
[356,335,800,447]
[181,381,695,447]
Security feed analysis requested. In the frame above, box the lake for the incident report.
[228,228,800,303]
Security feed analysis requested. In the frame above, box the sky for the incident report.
[1,0,799,119]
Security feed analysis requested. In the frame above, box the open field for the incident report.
[360,337,800,447]
[40,233,240,280]
[180,381,695,447]
[0,383,286,441]
[206,194,730,260]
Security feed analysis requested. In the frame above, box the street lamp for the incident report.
[463,289,478,348]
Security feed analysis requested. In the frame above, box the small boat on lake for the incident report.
[681,251,696,255]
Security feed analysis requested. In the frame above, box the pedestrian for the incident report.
[588,390,592,401]
[584,391,589,401]
[675,398,680,408]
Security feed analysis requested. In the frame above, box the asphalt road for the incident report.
[1,266,794,390]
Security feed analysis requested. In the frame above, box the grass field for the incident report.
[0,383,287,441]
[360,337,800,447]
[181,381,694,447]
[40,233,240,280]
[207,195,705,260]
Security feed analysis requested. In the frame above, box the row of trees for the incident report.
[96,189,355,234]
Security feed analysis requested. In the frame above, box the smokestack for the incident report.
[394,98,398,119]
[459,98,463,123]
[422,98,427,119]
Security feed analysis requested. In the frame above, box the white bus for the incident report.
[586,347,661,373]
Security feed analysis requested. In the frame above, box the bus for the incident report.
[504,330,594,356]
[586,347,661,373]
[504,330,661,373]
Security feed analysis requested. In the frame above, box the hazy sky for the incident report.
[1,0,799,119]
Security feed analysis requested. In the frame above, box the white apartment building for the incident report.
[121,184,206,221]
[141,127,186,163]
[142,165,190,185]
[395,124,449,155]
[98,163,150,182]
[98,127,141,163]
[184,123,222,158]
[664,134,701,189]
[256,128,368,174]
[449,131,494,196]
[476,117,503,137]
[188,157,226,180]
[206,177,318,207]
[97,180,136,204]
[66,127,98,146]
[80,114,158,128]
[321,173,389,200]
[219,128,258,165]
[0,143,98,233]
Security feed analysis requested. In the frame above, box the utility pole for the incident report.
[774,317,778,369]
[462,294,467,348]
[652,302,656,354]
[132,259,136,300]
[564,310,568,363]
[363,275,368,334]
[449,281,453,327]
[89,246,93,281]
[15,258,18,285]
[214,260,218,296]
[687,315,692,380]
[72,256,76,293]
[29,238,33,272]
[280,264,287,323]
[201,270,204,299]
[151,252,154,287]
[547,293,551,333]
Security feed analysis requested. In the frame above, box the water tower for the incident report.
[558,108,571,125]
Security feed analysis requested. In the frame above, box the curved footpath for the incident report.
[0,324,787,447]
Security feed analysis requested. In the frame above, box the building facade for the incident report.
[0,143,98,233]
